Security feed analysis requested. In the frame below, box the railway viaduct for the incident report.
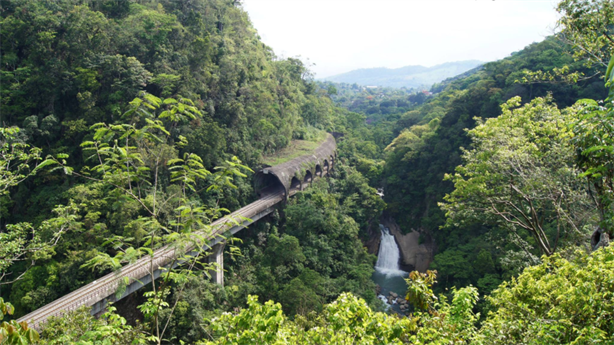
[18,134,337,329]
[255,133,337,198]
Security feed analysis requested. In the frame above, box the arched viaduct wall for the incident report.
[254,133,337,198]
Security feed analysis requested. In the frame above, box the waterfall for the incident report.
[372,223,409,311]
[375,224,407,277]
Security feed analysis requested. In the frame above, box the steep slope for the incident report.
[1,0,337,169]
[382,36,607,293]
[0,0,339,317]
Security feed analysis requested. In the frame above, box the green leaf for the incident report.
[32,158,58,173]
[605,55,614,88]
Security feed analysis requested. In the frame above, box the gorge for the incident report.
[1,0,614,343]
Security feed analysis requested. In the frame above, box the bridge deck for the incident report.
[18,190,284,329]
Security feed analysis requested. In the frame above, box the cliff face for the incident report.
[381,215,435,272]
[364,223,382,256]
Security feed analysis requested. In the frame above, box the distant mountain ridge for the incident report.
[321,60,483,89]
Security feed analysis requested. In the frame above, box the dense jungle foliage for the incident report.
[0,0,390,343]
[2,0,614,343]
[0,0,346,228]
[382,36,610,297]
[0,0,342,303]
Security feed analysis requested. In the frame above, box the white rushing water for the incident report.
[373,224,409,310]
[375,224,407,277]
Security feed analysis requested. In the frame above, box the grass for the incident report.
[262,130,327,166]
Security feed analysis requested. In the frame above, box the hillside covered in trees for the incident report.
[321,60,483,89]
[382,35,608,295]
[2,0,614,344]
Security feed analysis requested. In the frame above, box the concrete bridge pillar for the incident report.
[208,242,225,286]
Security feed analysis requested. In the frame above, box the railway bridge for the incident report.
[18,134,337,329]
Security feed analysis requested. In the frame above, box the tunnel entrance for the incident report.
[254,171,285,197]
[315,165,322,177]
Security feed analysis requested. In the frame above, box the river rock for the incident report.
[390,292,398,298]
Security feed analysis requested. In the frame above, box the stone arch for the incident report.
[315,164,322,177]
[254,171,285,197]
[303,170,313,186]
[290,176,302,195]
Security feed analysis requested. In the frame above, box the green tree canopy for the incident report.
[477,245,614,344]
[441,96,595,257]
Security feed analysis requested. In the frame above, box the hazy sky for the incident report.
[241,0,561,78]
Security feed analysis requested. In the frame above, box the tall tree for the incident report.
[557,0,614,68]
[441,96,594,257]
